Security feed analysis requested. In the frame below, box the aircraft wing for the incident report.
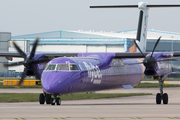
[0,52,22,57]
[0,52,78,58]
[1,52,180,59]
[172,52,180,57]
[115,52,180,58]
[114,52,149,58]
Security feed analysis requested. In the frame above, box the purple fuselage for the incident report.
[41,53,145,95]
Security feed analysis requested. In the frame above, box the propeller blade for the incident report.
[18,67,27,85]
[12,40,27,59]
[32,58,50,64]
[133,39,145,57]
[31,67,41,80]
[29,37,39,59]
[157,58,178,62]
[2,61,24,67]
[151,36,161,57]
[123,62,144,65]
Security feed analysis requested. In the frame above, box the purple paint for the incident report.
[41,53,144,94]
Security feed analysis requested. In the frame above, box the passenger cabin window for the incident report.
[110,59,123,67]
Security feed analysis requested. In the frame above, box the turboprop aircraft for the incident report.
[1,2,180,105]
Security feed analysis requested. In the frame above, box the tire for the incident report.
[46,94,51,104]
[163,93,168,104]
[51,98,55,105]
[56,98,61,105]
[156,93,161,104]
[39,93,45,104]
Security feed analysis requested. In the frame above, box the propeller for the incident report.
[141,36,164,68]
[2,38,50,85]
[125,36,177,68]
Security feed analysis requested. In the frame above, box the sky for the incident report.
[0,0,180,36]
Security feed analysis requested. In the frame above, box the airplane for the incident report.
[1,2,180,105]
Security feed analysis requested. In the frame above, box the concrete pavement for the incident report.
[0,87,180,120]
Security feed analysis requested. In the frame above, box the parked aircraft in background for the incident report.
[1,2,180,105]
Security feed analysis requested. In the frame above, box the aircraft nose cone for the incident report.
[41,72,60,94]
[41,71,72,94]
[43,83,57,94]
[43,82,58,94]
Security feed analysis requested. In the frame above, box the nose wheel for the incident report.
[46,94,52,104]
[39,93,45,104]
[39,93,61,105]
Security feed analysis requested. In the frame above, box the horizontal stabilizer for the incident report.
[147,5,180,7]
[90,4,180,8]
[90,5,138,8]
[121,85,133,89]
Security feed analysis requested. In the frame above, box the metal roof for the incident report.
[11,29,180,45]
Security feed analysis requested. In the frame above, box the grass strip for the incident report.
[0,93,152,102]
[135,83,180,88]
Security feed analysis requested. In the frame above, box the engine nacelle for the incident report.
[144,58,172,76]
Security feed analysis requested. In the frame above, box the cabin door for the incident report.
[78,62,88,89]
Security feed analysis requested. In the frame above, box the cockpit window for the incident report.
[56,64,69,71]
[44,63,80,71]
[69,64,79,71]
[45,64,56,71]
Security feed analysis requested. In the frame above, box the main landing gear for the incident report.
[155,76,168,104]
[39,93,61,105]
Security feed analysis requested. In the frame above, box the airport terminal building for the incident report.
[1,29,180,77]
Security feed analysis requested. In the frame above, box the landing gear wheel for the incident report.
[46,94,51,104]
[51,98,55,105]
[39,93,45,104]
[56,98,61,105]
[163,93,168,104]
[156,93,161,104]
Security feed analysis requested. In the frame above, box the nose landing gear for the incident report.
[39,93,61,105]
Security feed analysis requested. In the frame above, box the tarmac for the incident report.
[0,80,180,120]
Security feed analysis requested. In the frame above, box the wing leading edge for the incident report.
[0,53,78,58]
[1,52,180,59]
[114,52,149,58]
